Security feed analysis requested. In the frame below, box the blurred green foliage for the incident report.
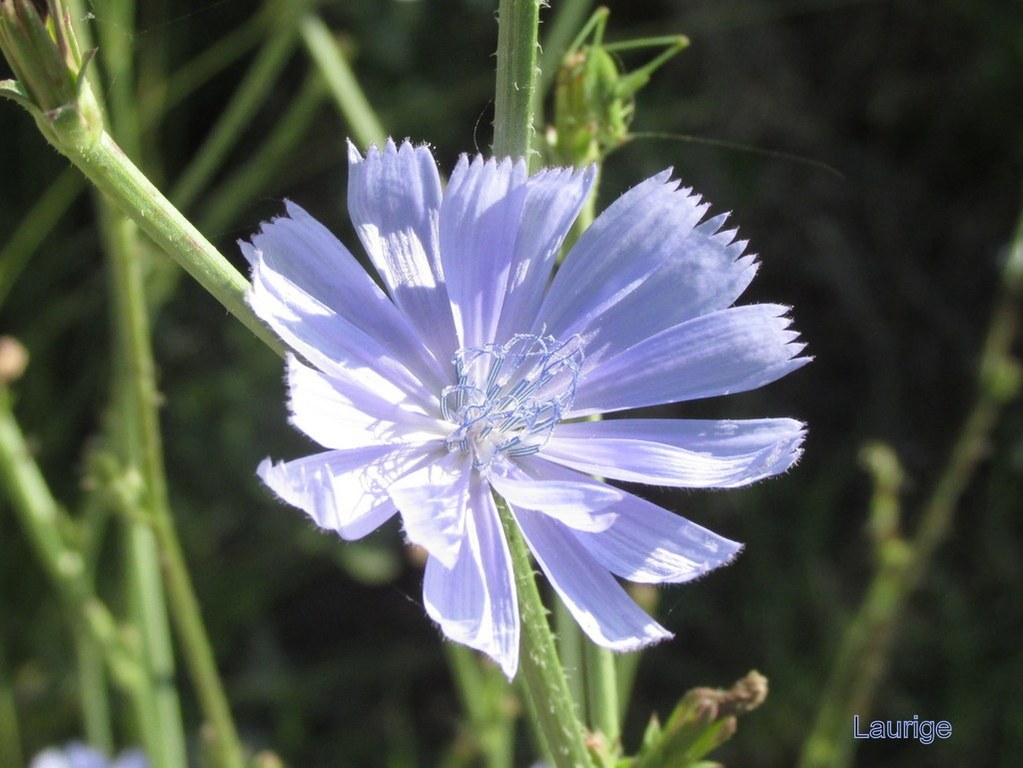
[1,0,1022,766]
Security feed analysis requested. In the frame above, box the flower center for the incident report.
[441,333,583,469]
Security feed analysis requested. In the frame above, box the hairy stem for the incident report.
[497,498,594,768]
[493,0,541,159]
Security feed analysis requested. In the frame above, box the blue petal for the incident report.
[511,505,672,650]
[258,444,435,540]
[570,486,743,584]
[440,154,529,348]
[494,165,596,339]
[388,451,471,567]
[30,744,107,768]
[242,201,447,399]
[547,211,758,368]
[423,476,519,677]
[538,172,707,340]
[543,418,805,488]
[487,455,620,532]
[286,355,444,450]
[570,304,809,416]
[348,140,458,365]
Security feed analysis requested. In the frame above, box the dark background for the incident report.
[1,0,1021,766]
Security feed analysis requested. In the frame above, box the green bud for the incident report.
[0,0,102,147]
[632,671,768,768]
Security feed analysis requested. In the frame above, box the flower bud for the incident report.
[0,0,103,146]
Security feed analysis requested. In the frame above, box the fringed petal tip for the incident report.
[347,136,437,165]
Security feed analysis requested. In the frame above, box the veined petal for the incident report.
[440,154,529,348]
[258,443,435,540]
[571,304,809,416]
[572,488,743,584]
[553,214,758,368]
[537,171,708,339]
[348,140,458,364]
[494,165,596,340]
[487,455,620,532]
[242,201,447,393]
[511,505,672,650]
[423,477,519,677]
[543,418,805,488]
[249,258,436,412]
[287,355,444,449]
[388,451,471,567]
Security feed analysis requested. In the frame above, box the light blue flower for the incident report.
[244,139,808,677]
[29,744,148,768]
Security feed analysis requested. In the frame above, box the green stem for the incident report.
[517,674,553,765]
[101,206,187,768]
[299,14,387,148]
[496,498,594,768]
[492,0,541,158]
[0,391,143,693]
[73,624,114,755]
[553,598,586,714]
[584,645,619,753]
[93,0,141,157]
[562,169,621,753]
[445,644,516,768]
[100,206,245,768]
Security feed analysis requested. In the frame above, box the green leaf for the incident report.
[0,78,36,110]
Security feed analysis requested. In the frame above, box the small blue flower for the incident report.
[244,139,808,677]
[29,744,147,768]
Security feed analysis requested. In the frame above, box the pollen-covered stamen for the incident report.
[441,334,583,468]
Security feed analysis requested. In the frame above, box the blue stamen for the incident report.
[441,333,583,469]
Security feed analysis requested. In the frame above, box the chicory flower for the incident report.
[245,139,808,677]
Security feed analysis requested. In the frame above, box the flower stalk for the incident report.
[496,498,595,768]
[492,3,597,766]
[493,0,541,159]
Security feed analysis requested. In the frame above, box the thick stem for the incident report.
[492,0,541,159]
[496,498,594,768]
